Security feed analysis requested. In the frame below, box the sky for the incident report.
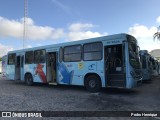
[0,0,160,57]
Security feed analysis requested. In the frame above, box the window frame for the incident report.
[8,53,16,65]
[25,51,34,64]
[34,49,46,64]
[83,42,103,61]
[59,47,63,63]
[63,44,82,62]
[141,55,147,69]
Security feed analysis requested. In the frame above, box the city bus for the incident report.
[150,57,159,76]
[1,55,7,79]
[139,50,151,81]
[6,33,142,92]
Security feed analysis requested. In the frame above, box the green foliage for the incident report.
[154,26,160,41]
[0,57,2,61]
[153,32,160,41]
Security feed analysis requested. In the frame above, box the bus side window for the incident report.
[64,45,82,62]
[25,51,34,64]
[59,47,63,63]
[8,53,16,65]
[21,56,24,67]
[34,50,46,64]
[83,42,102,61]
[16,56,20,67]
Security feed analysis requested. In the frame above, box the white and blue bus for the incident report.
[6,33,142,92]
[150,57,159,76]
[139,50,151,81]
[1,55,8,79]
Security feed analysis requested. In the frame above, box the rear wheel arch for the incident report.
[84,73,102,92]
[25,72,33,86]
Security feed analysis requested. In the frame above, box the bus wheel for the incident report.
[25,74,33,86]
[85,75,101,93]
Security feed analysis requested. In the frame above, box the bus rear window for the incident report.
[8,53,16,65]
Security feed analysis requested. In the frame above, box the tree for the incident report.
[153,26,160,41]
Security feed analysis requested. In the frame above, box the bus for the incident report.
[150,57,159,76]
[0,61,1,74]
[1,55,8,79]
[6,33,142,92]
[139,50,151,81]
[158,62,160,75]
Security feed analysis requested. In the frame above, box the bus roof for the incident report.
[8,33,133,54]
[140,50,149,54]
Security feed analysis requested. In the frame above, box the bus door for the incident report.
[15,55,21,80]
[105,44,126,87]
[46,52,57,84]
[20,55,24,80]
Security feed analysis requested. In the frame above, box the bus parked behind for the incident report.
[139,50,151,81]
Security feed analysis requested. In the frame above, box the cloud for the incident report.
[20,17,34,25]
[27,25,64,40]
[0,16,65,40]
[67,23,108,41]
[51,0,71,14]
[128,24,157,38]
[0,16,108,43]
[128,24,159,52]
[0,43,13,57]
[156,16,160,23]
[0,16,24,39]
[69,23,95,31]
[68,31,104,41]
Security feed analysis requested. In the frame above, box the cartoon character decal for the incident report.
[58,63,74,84]
[34,64,47,83]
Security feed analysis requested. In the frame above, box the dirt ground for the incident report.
[0,75,160,120]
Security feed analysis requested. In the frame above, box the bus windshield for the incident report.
[128,38,141,69]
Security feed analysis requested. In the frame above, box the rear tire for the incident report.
[25,74,33,86]
[84,75,101,93]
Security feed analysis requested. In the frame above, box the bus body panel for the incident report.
[140,50,152,81]
[6,33,142,90]
[24,63,47,83]
[7,65,15,80]
[33,63,47,83]
[124,42,140,88]
[2,55,8,78]
[57,61,105,87]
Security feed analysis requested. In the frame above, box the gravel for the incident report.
[0,75,160,120]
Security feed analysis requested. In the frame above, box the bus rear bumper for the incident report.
[137,80,142,86]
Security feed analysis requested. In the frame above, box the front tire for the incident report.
[84,75,101,93]
[25,74,33,86]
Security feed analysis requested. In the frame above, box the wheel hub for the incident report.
[89,80,96,88]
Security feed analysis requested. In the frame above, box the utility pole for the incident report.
[23,0,28,49]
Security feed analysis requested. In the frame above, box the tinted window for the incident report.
[59,47,63,62]
[64,45,81,62]
[83,42,102,61]
[21,56,24,67]
[25,51,34,64]
[142,55,147,69]
[8,53,16,65]
[34,50,46,63]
